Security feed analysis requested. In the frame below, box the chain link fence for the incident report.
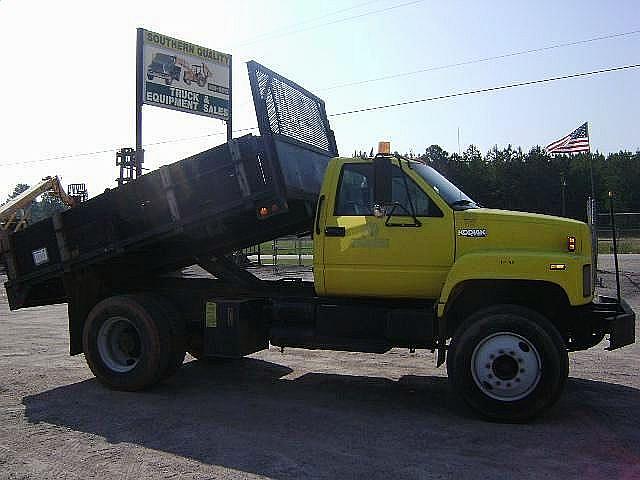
[242,236,313,267]
[596,212,640,254]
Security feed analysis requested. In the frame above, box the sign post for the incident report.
[135,28,232,174]
[135,28,145,177]
[226,55,232,142]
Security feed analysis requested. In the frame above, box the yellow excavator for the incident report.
[0,176,76,233]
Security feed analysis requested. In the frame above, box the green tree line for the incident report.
[357,145,639,221]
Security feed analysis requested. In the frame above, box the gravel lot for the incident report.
[1,256,639,479]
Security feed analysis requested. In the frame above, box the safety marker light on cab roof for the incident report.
[378,141,391,154]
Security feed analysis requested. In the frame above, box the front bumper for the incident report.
[592,295,636,350]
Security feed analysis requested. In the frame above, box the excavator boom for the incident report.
[0,177,75,232]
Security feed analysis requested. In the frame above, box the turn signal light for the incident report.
[259,207,269,217]
[568,236,576,252]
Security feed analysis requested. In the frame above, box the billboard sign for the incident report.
[139,29,231,121]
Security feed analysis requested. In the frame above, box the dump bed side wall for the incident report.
[4,61,338,310]
[4,135,318,309]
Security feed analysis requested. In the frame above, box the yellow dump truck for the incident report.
[2,61,634,422]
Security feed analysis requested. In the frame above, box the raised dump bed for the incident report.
[3,61,337,310]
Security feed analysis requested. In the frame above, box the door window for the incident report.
[335,163,442,217]
[335,164,374,215]
[391,166,442,217]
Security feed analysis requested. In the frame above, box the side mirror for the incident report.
[373,156,392,205]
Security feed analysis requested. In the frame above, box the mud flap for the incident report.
[606,298,635,351]
[435,310,447,367]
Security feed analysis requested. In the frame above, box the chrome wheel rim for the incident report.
[97,316,142,373]
[471,332,541,402]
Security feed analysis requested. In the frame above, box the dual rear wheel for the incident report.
[83,295,186,391]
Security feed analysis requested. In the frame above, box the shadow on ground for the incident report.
[22,358,640,479]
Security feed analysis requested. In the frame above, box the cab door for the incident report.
[321,161,454,299]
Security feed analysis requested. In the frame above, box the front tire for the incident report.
[447,305,568,422]
[83,295,178,391]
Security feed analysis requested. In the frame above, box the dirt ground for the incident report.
[1,256,639,479]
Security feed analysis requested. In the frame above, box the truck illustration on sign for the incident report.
[146,53,181,85]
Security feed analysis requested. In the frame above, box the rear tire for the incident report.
[150,296,187,380]
[164,350,187,378]
[447,305,568,422]
[83,295,180,391]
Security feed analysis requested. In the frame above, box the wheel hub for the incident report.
[97,316,142,373]
[492,354,519,380]
[471,332,542,401]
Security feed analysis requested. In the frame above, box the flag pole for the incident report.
[587,122,595,204]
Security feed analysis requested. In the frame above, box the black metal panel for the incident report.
[386,308,435,345]
[275,141,331,202]
[6,136,303,307]
[10,218,60,276]
[203,298,268,357]
[269,297,436,349]
[248,60,337,157]
[247,60,337,203]
[317,303,387,338]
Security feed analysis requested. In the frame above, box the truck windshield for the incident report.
[153,54,174,64]
[411,162,478,210]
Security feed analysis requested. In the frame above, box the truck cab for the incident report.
[287,152,633,420]
[314,154,594,310]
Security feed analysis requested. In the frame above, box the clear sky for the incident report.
[0,0,638,200]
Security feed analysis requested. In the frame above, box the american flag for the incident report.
[545,122,590,154]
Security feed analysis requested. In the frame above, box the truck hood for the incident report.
[454,208,591,257]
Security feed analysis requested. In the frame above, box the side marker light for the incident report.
[550,264,567,271]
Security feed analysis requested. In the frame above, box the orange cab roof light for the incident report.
[378,141,391,155]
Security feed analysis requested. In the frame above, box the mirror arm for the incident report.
[384,202,422,228]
